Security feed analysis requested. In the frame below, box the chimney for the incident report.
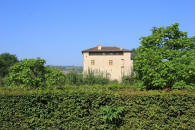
[98,44,102,50]
[120,46,123,50]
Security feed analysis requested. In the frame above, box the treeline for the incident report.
[47,65,83,73]
[0,23,194,90]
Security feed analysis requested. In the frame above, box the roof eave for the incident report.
[82,50,132,53]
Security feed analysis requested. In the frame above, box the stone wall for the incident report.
[83,52,133,81]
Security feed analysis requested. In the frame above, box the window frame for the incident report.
[91,60,95,65]
[109,60,113,66]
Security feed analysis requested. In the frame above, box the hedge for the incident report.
[0,92,194,129]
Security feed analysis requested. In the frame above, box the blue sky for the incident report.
[0,0,194,66]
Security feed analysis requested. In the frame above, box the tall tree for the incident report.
[0,53,18,77]
[134,23,195,89]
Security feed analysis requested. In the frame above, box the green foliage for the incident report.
[65,69,110,85]
[173,81,195,90]
[5,58,110,88]
[6,58,69,88]
[83,70,109,85]
[130,48,137,60]
[0,77,5,87]
[0,53,18,77]
[6,58,46,88]
[0,53,18,86]
[134,23,195,89]
[65,69,84,85]
[45,68,66,87]
[101,106,125,126]
[0,92,194,129]
[121,73,146,91]
[122,72,136,85]
[106,82,125,90]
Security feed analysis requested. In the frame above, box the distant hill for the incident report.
[47,65,83,73]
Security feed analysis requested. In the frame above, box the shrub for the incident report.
[45,68,66,87]
[0,92,194,129]
[107,82,125,90]
[101,106,125,126]
[6,58,46,88]
[6,58,69,88]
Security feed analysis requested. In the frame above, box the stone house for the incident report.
[82,45,133,81]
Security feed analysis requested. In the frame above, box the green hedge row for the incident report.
[0,93,195,129]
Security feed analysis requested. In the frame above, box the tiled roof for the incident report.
[82,46,131,53]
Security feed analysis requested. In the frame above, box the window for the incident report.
[91,60,95,65]
[109,60,113,66]
[114,52,123,55]
[89,52,102,56]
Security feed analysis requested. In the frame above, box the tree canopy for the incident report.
[6,58,67,88]
[134,23,195,89]
[0,53,18,77]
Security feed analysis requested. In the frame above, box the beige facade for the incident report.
[82,45,133,81]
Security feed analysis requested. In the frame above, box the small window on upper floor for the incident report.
[91,60,95,65]
[109,60,113,66]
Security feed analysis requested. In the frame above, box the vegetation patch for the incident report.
[0,23,194,129]
[134,23,195,90]
[0,91,194,129]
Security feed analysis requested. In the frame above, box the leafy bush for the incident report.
[134,23,195,89]
[0,92,194,129]
[106,82,125,90]
[101,106,125,126]
[6,58,46,88]
[6,58,70,88]
[45,68,66,87]
[173,81,195,90]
